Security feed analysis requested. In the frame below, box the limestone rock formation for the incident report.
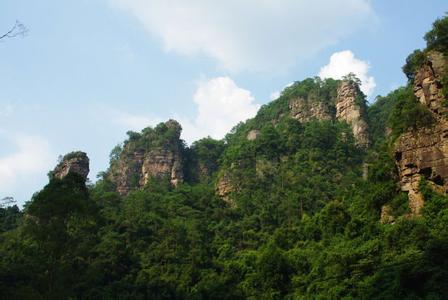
[216,172,236,206]
[53,151,90,180]
[335,81,370,147]
[394,121,448,215]
[392,51,448,217]
[289,97,333,122]
[141,148,183,187]
[380,204,395,224]
[413,51,447,117]
[112,150,145,195]
[109,120,184,195]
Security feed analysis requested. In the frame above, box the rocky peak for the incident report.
[109,120,184,196]
[335,80,370,147]
[392,50,448,218]
[413,51,447,117]
[52,151,89,180]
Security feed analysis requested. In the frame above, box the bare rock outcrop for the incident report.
[289,97,333,123]
[380,204,395,224]
[112,150,145,195]
[216,172,236,206]
[53,151,89,180]
[394,121,448,215]
[141,148,183,187]
[392,51,448,217]
[247,129,260,141]
[414,51,447,117]
[336,81,370,147]
[109,120,184,196]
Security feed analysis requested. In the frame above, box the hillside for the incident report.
[1,15,448,299]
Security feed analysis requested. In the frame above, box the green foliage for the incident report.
[109,144,122,164]
[124,120,184,153]
[388,86,435,139]
[184,137,225,183]
[403,15,448,82]
[61,150,85,161]
[424,14,448,54]
[403,49,427,81]
[2,16,448,299]
[0,205,22,232]
[367,93,397,147]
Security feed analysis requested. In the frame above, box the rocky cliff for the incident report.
[289,97,333,123]
[52,151,90,180]
[392,51,448,217]
[109,120,184,195]
[218,78,371,203]
[335,80,370,147]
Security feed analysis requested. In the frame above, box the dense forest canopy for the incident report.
[1,14,448,299]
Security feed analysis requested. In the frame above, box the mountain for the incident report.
[1,14,448,299]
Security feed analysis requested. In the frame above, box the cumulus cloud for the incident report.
[182,76,259,142]
[113,77,259,143]
[318,50,376,96]
[111,0,376,72]
[0,131,53,193]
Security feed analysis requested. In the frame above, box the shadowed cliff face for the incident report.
[52,151,90,181]
[108,120,184,196]
[392,51,448,217]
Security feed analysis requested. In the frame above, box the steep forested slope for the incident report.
[1,15,448,299]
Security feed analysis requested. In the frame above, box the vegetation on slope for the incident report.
[0,13,448,300]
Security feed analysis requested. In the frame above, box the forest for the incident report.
[0,14,447,299]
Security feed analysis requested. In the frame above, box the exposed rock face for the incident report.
[216,173,236,206]
[394,117,448,216]
[247,129,260,141]
[336,81,370,147]
[393,51,448,217]
[380,204,395,224]
[289,97,333,122]
[109,120,184,196]
[53,151,89,180]
[113,150,145,195]
[141,148,183,187]
[414,51,447,117]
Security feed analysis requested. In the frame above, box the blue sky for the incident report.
[0,0,446,206]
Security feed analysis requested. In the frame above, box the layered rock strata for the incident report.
[289,97,333,122]
[335,81,370,147]
[109,120,184,196]
[53,151,90,180]
[392,51,448,217]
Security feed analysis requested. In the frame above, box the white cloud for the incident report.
[183,76,259,142]
[318,50,376,96]
[0,131,53,193]
[112,77,259,143]
[111,0,376,72]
